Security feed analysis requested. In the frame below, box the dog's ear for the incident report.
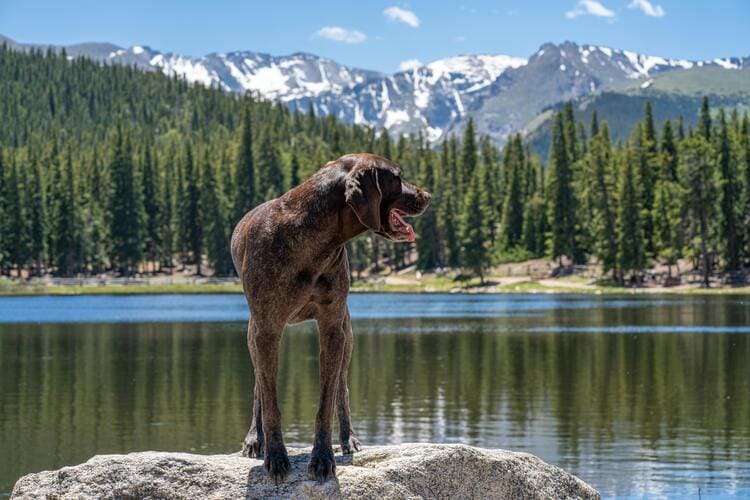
[345,166,382,231]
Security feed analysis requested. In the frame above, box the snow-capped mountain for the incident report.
[2,34,747,144]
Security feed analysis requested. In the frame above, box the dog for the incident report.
[230,153,431,483]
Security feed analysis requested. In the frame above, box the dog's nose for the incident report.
[421,190,432,204]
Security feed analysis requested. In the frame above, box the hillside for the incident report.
[2,33,748,145]
[526,67,750,158]
[1,43,749,288]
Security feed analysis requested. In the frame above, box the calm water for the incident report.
[1,293,749,498]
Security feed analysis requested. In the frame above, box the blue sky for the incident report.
[1,0,748,72]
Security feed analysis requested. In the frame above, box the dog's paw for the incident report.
[308,446,336,483]
[241,435,264,458]
[264,445,290,484]
[340,434,362,455]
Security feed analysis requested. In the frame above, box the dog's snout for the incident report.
[419,190,431,205]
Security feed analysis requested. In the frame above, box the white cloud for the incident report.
[313,26,367,44]
[399,59,423,71]
[565,0,615,19]
[628,0,665,17]
[383,6,421,28]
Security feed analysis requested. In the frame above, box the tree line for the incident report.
[1,45,749,285]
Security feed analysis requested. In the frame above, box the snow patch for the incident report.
[579,46,590,64]
[132,46,144,55]
[384,109,409,128]
[353,103,365,125]
[414,72,430,109]
[598,46,612,57]
[559,64,566,71]
[152,56,220,87]
[713,58,739,69]
[246,66,290,95]
[425,54,526,88]
[425,126,443,143]
[452,88,465,116]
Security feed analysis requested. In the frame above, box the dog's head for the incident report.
[338,153,430,242]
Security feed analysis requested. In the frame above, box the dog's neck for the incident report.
[280,168,369,249]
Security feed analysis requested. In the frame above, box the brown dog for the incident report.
[230,153,430,483]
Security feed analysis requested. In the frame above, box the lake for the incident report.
[1,293,749,497]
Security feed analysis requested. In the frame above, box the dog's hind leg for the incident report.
[241,319,264,458]
[337,308,361,454]
[249,317,290,483]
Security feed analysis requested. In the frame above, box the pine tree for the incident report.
[201,150,233,276]
[182,142,203,274]
[109,126,141,276]
[587,123,619,275]
[438,139,461,268]
[233,104,255,221]
[699,96,712,140]
[160,157,177,272]
[377,128,392,159]
[416,155,439,270]
[546,111,578,265]
[563,102,579,164]
[652,179,682,278]
[27,160,46,275]
[742,114,750,263]
[680,135,718,287]
[480,135,501,238]
[141,144,161,272]
[521,161,547,258]
[4,153,26,275]
[716,109,741,271]
[85,150,108,273]
[0,148,6,273]
[660,120,678,181]
[288,148,301,189]
[676,116,686,141]
[500,136,525,250]
[616,150,646,283]
[590,110,599,137]
[52,147,78,276]
[255,125,283,201]
[460,168,490,281]
[635,104,659,254]
[460,118,477,191]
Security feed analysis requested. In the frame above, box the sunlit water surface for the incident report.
[1,293,749,498]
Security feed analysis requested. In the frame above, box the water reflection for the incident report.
[0,295,749,497]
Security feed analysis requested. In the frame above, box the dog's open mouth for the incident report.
[388,209,415,242]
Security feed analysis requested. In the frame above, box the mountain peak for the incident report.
[2,33,747,145]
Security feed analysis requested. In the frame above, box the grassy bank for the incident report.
[2,273,750,296]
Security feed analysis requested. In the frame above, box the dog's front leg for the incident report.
[250,318,290,483]
[309,316,346,482]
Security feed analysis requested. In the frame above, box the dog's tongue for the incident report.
[392,211,416,242]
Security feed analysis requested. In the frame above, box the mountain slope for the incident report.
[2,34,748,145]
[526,66,750,159]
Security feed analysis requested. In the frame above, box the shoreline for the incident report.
[2,278,750,296]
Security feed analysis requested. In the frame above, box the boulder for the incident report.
[12,443,599,499]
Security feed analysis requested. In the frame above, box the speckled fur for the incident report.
[230,154,430,483]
